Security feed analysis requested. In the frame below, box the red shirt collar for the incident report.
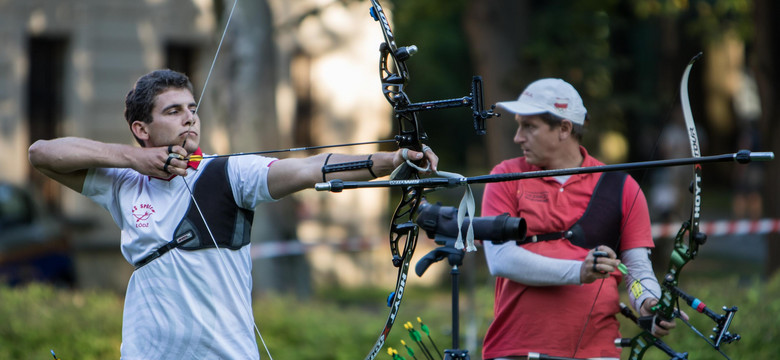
[187,147,203,170]
[151,147,203,181]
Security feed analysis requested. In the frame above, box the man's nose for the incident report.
[514,129,525,144]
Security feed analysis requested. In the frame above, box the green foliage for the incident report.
[630,0,754,42]
[2,275,779,359]
[0,284,122,360]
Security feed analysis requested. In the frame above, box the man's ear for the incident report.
[131,121,150,146]
[559,119,573,140]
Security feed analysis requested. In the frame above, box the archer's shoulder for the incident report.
[490,156,532,175]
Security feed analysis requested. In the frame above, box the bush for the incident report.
[0,284,122,360]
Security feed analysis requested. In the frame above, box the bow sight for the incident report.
[369,2,498,143]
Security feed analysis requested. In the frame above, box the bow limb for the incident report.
[649,52,704,321]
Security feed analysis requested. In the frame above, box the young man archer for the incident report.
[29,69,438,359]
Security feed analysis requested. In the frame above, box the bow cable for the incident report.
[178,0,274,359]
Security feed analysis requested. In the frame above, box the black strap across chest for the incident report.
[134,157,254,269]
[517,172,627,252]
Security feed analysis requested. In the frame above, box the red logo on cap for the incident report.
[554,98,569,110]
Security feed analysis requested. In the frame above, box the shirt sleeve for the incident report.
[481,163,520,218]
[228,155,279,208]
[481,161,582,286]
[81,167,126,228]
[484,241,583,285]
[621,247,662,311]
[620,175,655,251]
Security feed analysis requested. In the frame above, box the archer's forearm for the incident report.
[621,247,662,313]
[29,137,139,174]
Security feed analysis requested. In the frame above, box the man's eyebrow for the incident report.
[160,102,195,112]
[161,103,182,112]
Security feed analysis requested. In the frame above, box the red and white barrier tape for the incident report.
[249,237,377,259]
[250,219,780,259]
[652,218,780,239]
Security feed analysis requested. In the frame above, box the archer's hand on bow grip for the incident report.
[391,146,438,179]
[639,298,689,338]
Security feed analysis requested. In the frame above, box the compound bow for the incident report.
[364,1,497,359]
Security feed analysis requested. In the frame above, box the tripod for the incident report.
[415,236,471,360]
[413,201,527,360]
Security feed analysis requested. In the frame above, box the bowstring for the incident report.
[179,0,274,358]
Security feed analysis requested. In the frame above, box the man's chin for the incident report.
[182,141,199,154]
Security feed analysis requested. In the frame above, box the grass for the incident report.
[1,272,779,359]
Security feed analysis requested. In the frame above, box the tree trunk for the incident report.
[463,0,532,165]
[752,0,780,277]
[205,0,313,296]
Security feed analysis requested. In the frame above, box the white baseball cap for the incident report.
[496,78,588,125]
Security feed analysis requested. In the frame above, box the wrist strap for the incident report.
[321,154,376,181]
[322,153,334,182]
[367,154,377,178]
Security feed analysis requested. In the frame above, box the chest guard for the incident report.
[518,172,627,253]
[134,157,254,269]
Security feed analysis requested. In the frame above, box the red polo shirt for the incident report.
[481,146,653,359]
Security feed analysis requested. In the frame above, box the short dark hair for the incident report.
[124,69,194,146]
[538,112,589,142]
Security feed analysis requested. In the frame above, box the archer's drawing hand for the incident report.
[639,298,690,337]
[580,245,620,284]
[133,145,188,178]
